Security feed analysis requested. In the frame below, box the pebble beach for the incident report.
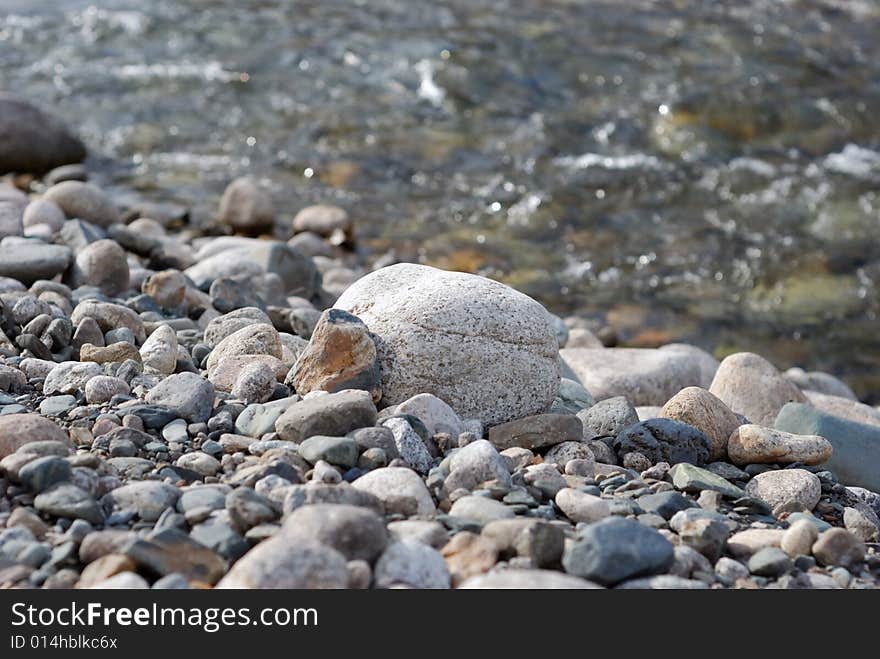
[0,91,878,590]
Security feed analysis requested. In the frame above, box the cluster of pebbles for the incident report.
[1,123,879,589]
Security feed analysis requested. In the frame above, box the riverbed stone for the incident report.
[727,424,832,466]
[613,418,711,466]
[488,414,582,451]
[333,263,560,425]
[352,466,435,515]
[660,387,741,461]
[709,352,807,426]
[745,469,821,511]
[145,372,214,423]
[275,390,377,443]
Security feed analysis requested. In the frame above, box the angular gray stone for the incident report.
[298,435,359,469]
[614,418,711,466]
[577,396,639,440]
[145,372,215,423]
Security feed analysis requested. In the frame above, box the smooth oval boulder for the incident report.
[660,387,741,461]
[560,347,709,406]
[745,469,822,511]
[43,181,118,228]
[0,93,86,174]
[727,424,832,467]
[709,352,807,426]
[333,263,560,425]
[0,415,70,458]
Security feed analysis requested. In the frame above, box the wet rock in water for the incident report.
[614,418,711,466]
[281,503,388,563]
[745,469,821,511]
[333,263,560,425]
[578,396,639,440]
[0,93,86,174]
[0,243,72,285]
[145,372,214,423]
[0,415,70,458]
[288,309,380,402]
[218,538,348,589]
[68,239,129,296]
[140,324,178,375]
[811,528,865,569]
[775,403,880,492]
[726,424,832,466]
[217,177,275,235]
[352,466,435,515]
[559,346,711,406]
[275,389,376,443]
[394,393,463,438]
[562,517,674,586]
[43,181,118,228]
[709,352,807,426]
[374,539,450,589]
[660,387,741,461]
[488,414,582,451]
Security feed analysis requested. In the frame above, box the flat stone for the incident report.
[727,424,832,466]
[670,463,746,499]
[449,496,515,525]
[0,243,72,285]
[104,481,180,522]
[124,528,226,585]
[275,390,377,443]
[726,528,785,559]
[562,517,674,586]
[488,414,582,451]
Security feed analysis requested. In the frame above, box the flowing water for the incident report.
[2,0,880,398]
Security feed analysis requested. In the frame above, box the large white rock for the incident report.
[334,264,560,425]
[559,347,709,405]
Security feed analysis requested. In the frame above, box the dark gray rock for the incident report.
[636,491,697,520]
[275,390,377,443]
[562,517,674,586]
[0,93,86,174]
[145,372,215,423]
[614,418,711,466]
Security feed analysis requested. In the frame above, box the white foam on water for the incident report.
[415,59,445,106]
[554,152,665,171]
[823,144,880,178]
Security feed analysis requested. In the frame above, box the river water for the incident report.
[2,0,880,398]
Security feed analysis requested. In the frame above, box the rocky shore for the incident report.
[0,98,878,590]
